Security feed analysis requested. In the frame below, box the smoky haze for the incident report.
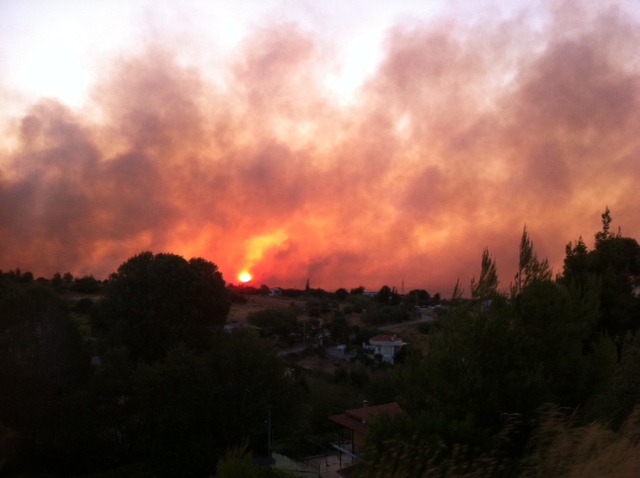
[1,2,639,295]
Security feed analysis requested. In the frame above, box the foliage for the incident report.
[366,238,618,475]
[247,307,299,336]
[0,282,91,472]
[335,287,349,301]
[133,331,304,477]
[360,411,513,478]
[97,252,230,364]
[305,299,322,317]
[594,206,620,247]
[377,285,392,304]
[610,332,640,429]
[134,346,217,477]
[353,326,384,345]
[350,286,365,295]
[521,405,640,478]
[280,374,361,457]
[562,236,589,283]
[74,297,95,314]
[406,289,432,307]
[333,366,370,388]
[216,444,260,478]
[345,293,372,313]
[374,285,400,305]
[363,304,411,325]
[512,225,552,297]
[561,208,640,340]
[72,275,102,294]
[216,444,299,478]
[470,247,500,300]
[417,320,441,335]
[327,314,351,343]
[515,280,614,408]
[451,279,464,304]
[4,213,640,476]
[230,291,249,303]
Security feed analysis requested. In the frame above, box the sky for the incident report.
[1,0,639,296]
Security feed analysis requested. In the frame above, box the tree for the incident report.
[335,288,349,301]
[328,314,351,343]
[595,237,640,341]
[216,445,259,478]
[366,228,618,475]
[0,283,90,471]
[451,279,464,304]
[516,280,613,408]
[470,247,499,300]
[389,296,543,471]
[98,252,230,364]
[512,225,552,296]
[134,331,304,477]
[611,332,640,428]
[561,209,640,340]
[216,444,298,477]
[350,286,365,295]
[595,206,620,247]
[563,236,589,284]
[134,346,217,477]
[406,289,431,307]
[247,308,299,337]
[72,275,101,294]
[377,285,391,304]
[375,277,616,475]
[259,284,271,295]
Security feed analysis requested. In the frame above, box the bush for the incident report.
[247,308,299,336]
[74,297,95,314]
[72,276,101,294]
[418,321,440,335]
[230,292,248,304]
[363,305,411,325]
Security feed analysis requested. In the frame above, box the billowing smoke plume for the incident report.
[1,2,639,295]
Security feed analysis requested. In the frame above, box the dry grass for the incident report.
[227,295,295,322]
[523,406,640,478]
[358,407,640,478]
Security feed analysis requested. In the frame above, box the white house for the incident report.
[368,334,405,364]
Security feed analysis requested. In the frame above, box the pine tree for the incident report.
[471,247,499,300]
[512,225,552,296]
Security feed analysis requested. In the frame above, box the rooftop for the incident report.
[329,402,404,434]
[369,334,403,343]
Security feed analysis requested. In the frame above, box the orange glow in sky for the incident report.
[1,1,639,296]
[239,272,252,283]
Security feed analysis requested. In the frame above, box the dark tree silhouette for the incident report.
[98,252,230,364]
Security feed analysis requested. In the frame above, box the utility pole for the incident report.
[267,406,272,460]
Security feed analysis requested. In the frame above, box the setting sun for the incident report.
[238,271,252,283]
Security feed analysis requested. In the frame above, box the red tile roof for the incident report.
[329,402,404,433]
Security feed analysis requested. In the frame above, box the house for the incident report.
[368,334,405,364]
[329,401,404,476]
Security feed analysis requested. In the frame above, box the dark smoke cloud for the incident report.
[1,2,639,295]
